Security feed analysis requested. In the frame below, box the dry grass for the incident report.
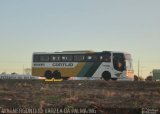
[0,80,160,114]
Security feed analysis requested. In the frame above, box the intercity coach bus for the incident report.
[32,51,134,81]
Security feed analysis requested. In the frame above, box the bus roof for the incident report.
[33,50,130,55]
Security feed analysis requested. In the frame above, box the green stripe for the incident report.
[85,62,101,77]
[77,62,94,77]
[77,62,101,77]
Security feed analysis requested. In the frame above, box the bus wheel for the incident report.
[44,70,53,79]
[53,70,61,79]
[102,71,111,81]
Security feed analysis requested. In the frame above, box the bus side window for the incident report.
[99,54,111,62]
[99,55,103,61]
[86,55,92,62]
[74,55,85,62]
[61,55,73,62]
[50,55,61,62]
[52,56,56,61]
[39,55,49,62]
[33,55,39,62]
[87,55,92,60]
[97,54,104,61]
[105,53,111,62]
[86,54,97,62]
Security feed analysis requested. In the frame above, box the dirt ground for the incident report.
[0,79,160,114]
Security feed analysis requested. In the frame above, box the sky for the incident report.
[0,0,160,78]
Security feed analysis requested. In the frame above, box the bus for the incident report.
[32,51,134,81]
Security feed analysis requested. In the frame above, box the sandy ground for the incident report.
[0,79,160,114]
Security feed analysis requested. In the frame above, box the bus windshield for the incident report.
[113,53,125,72]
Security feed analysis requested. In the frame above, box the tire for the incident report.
[102,71,111,81]
[44,70,53,79]
[53,70,61,79]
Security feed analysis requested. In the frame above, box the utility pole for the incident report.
[23,64,24,75]
[138,60,140,78]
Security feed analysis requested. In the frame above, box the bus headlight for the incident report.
[127,70,134,77]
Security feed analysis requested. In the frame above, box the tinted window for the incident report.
[61,55,73,62]
[86,54,98,62]
[33,54,50,62]
[113,53,125,71]
[50,55,61,62]
[74,55,85,62]
[33,55,39,62]
[39,55,49,62]
[98,53,111,62]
